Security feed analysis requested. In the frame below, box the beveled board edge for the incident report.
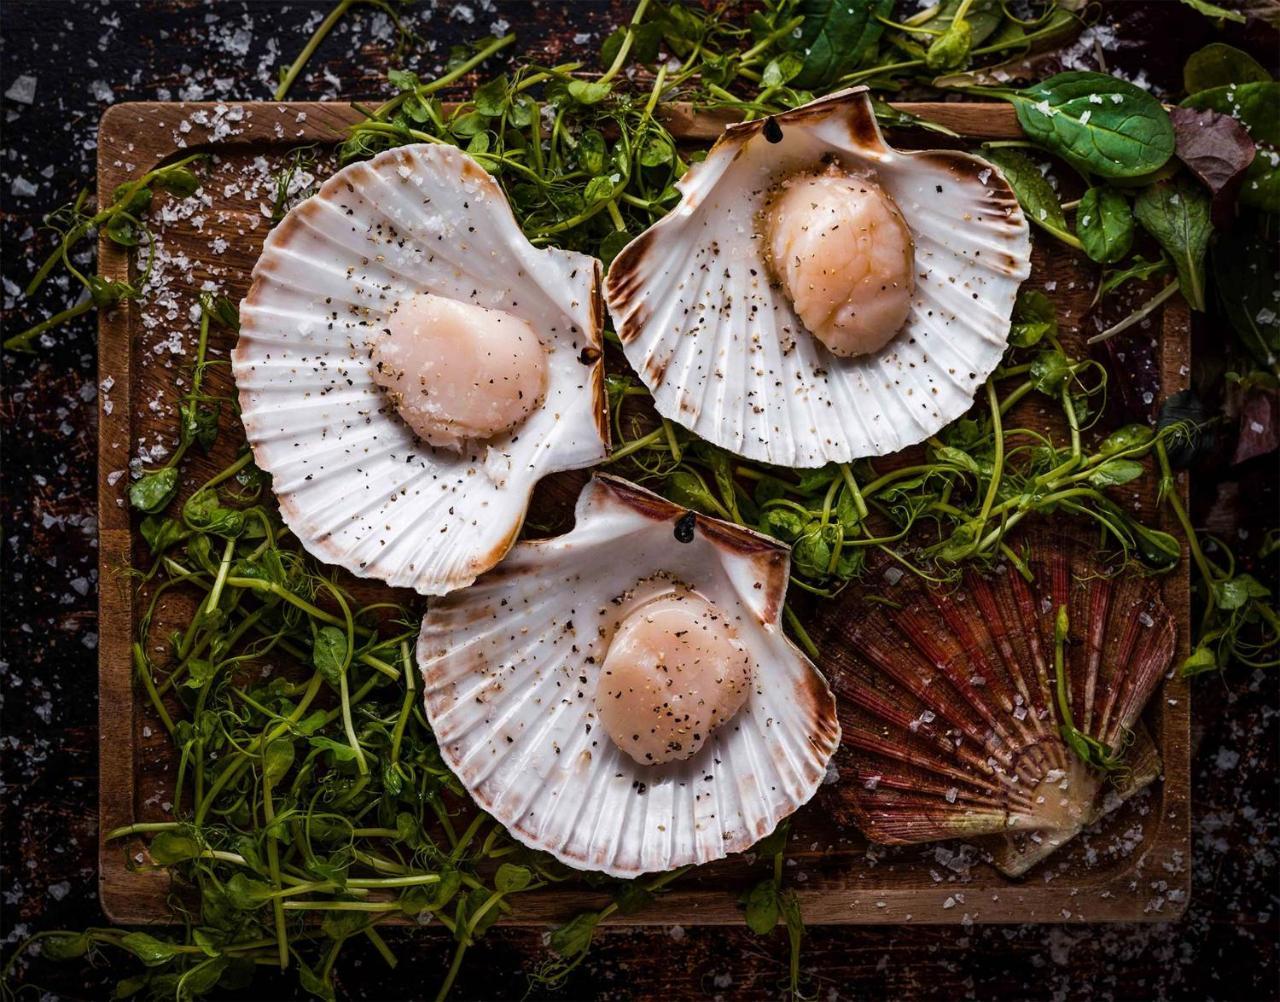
[96,100,1190,926]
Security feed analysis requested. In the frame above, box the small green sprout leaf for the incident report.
[129,468,180,514]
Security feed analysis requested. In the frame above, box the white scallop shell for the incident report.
[233,144,609,596]
[417,475,840,877]
[606,87,1032,467]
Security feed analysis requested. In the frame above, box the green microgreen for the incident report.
[5,153,205,352]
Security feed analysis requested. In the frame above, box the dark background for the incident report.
[2,2,1277,999]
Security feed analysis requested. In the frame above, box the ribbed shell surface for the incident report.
[605,87,1032,467]
[810,534,1175,874]
[233,144,609,596]
[417,475,840,877]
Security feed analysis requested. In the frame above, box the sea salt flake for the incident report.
[5,74,36,104]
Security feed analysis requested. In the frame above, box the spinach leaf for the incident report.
[1134,178,1212,311]
[1183,42,1272,93]
[1212,213,1280,367]
[1183,82,1280,213]
[1010,72,1175,180]
[1077,187,1134,264]
[983,147,1080,249]
[789,0,892,89]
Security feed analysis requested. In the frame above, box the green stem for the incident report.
[599,0,653,84]
[435,940,469,1002]
[261,760,290,971]
[4,295,95,352]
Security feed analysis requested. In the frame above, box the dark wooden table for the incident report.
[2,2,1277,999]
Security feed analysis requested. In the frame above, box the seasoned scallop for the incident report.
[418,475,840,877]
[233,144,609,596]
[606,86,1032,466]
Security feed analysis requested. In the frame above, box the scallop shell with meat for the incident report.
[810,534,1175,876]
[417,475,840,877]
[233,144,609,596]
[606,86,1031,467]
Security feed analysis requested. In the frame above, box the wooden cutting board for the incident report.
[97,99,1191,925]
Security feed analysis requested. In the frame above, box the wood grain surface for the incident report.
[97,99,1191,929]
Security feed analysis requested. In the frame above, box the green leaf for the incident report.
[40,932,92,960]
[1183,82,1280,213]
[665,469,720,514]
[139,514,188,554]
[1183,43,1272,93]
[225,873,274,910]
[494,863,533,893]
[1077,187,1134,264]
[262,736,295,785]
[508,93,536,128]
[312,625,349,686]
[983,148,1077,248]
[788,0,893,90]
[1216,574,1270,610]
[1212,214,1280,368]
[114,975,150,999]
[1134,178,1211,311]
[611,881,654,915]
[1097,254,1170,302]
[1177,0,1246,22]
[177,956,227,997]
[567,79,611,105]
[119,932,181,967]
[129,468,179,513]
[933,445,981,474]
[151,163,201,198]
[1180,645,1220,676]
[149,830,202,865]
[575,129,606,175]
[473,75,509,117]
[925,17,971,73]
[638,133,675,168]
[936,0,1003,45]
[598,229,632,268]
[449,111,487,137]
[1009,288,1057,347]
[583,174,616,205]
[308,735,359,762]
[297,960,336,1002]
[1030,350,1072,395]
[1010,72,1175,180]
[1087,459,1145,488]
[1099,424,1154,456]
[387,68,419,91]
[742,878,780,934]
[548,911,600,958]
[106,212,142,247]
[457,886,502,940]
[791,525,833,578]
[762,52,804,89]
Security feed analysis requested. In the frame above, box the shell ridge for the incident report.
[818,536,1174,873]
